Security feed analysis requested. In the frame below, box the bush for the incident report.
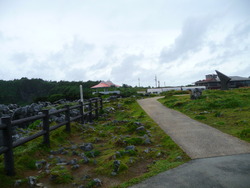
[239,129,250,139]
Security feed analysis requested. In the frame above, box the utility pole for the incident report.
[158,81,160,88]
[155,75,157,88]
[138,78,140,87]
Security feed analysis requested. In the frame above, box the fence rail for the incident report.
[0,97,103,176]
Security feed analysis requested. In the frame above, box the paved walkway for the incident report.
[137,97,250,159]
[130,153,250,188]
[130,97,250,188]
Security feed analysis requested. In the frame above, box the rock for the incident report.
[35,160,46,169]
[56,157,67,163]
[78,185,85,188]
[72,164,80,169]
[14,179,22,186]
[136,126,145,132]
[190,88,202,100]
[81,175,91,181]
[144,148,150,153]
[93,178,102,187]
[125,145,136,151]
[144,138,151,144]
[82,156,89,164]
[45,163,50,170]
[72,150,79,156]
[35,183,44,187]
[27,176,37,187]
[113,160,120,173]
[71,145,78,150]
[129,157,134,164]
[135,122,143,126]
[48,155,54,159]
[68,158,78,165]
[80,143,93,151]
[176,156,183,160]
[56,163,67,166]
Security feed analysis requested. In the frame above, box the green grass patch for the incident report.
[159,88,250,142]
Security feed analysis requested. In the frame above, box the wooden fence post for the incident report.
[95,99,99,119]
[79,102,84,124]
[89,100,93,122]
[42,110,50,147]
[100,97,103,112]
[65,105,71,132]
[2,117,15,176]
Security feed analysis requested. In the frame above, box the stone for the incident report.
[80,143,94,151]
[68,158,78,165]
[35,183,44,187]
[14,179,22,186]
[93,178,102,186]
[71,145,78,150]
[135,122,143,126]
[136,126,145,132]
[190,88,202,100]
[78,185,85,188]
[176,156,183,160]
[82,156,89,164]
[72,164,80,169]
[113,160,120,173]
[125,145,136,151]
[27,176,37,187]
[35,160,46,169]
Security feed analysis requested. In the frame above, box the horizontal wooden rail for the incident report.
[12,114,45,126]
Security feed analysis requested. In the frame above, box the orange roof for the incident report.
[91,81,120,88]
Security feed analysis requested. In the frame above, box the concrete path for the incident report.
[130,97,250,188]
[137,97,250,159]
[130,153,250,188]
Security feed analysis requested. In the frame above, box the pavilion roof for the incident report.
[91,80,120,88]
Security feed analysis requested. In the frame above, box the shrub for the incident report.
[239,129,250,139]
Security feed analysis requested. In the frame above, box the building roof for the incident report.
[91,80,120,88]
[229,76,250,81]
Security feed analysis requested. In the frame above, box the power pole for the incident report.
[155,75,157,88]
[138,78,140,87]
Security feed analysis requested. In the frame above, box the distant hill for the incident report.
[0,78,99,105]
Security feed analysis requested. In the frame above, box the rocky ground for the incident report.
[0,97,189,188]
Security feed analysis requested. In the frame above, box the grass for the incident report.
[158,88,250,142]
[0,97,190,187]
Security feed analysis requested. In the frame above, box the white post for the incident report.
[80,85,84,112]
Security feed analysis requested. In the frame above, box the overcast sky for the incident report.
[0,0,249,87]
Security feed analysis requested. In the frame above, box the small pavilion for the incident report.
[91,80,120,94]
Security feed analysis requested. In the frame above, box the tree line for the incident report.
[0,78,100,105]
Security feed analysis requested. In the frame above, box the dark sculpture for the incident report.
[215,70,231,90]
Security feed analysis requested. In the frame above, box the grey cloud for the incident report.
[160,17,212,63]
[111,54,143,83]
[10,52,31,64]
[48,36,95,69]
[65,68,88,81]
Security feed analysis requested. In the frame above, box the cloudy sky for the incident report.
[0,0,249,87]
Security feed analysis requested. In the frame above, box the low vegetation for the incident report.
[0,97,189,187]
[159,88,250,142]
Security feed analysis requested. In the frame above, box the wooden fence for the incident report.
[0,97,103,176]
